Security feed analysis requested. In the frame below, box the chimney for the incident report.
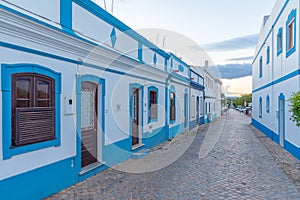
[205,60,209,69]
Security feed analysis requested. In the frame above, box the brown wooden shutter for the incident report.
[170,106,176,121]
[15,107,55,146]
[150,104,158,119]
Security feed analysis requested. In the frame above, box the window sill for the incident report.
[3,139,60,160]
[148,119,158,124]
[286,47,296,58]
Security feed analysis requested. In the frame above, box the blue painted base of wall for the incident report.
[169,123,184,139]
[0,157,77,200]
[189,118,205,130]
[143,125,168,149]
[103,126,169,167]
[252,118,300,161]
[103,138,132,167]
[199,116,205,126]
[0,124,187,199]
[204,117,208,124]
[189,120,197,130]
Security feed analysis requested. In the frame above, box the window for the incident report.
[170,92,176,121]
[259,56,263,78]
[266,46,270,64]
[266,95,270,113]
[191,95,196,118]
[277,28,283,56]
[288,19,295,50]
[2,64,61,159]
[12,74,55,147]
[259,97,263,118]
[286,9,296,57]
[148,87,158,123]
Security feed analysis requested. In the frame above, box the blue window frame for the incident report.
[266,95,270,113]
[286,9,296,58]
[259,97,263,118]
[259,56,263,78]
[1,64,61,159]
[266,46,270,64]
[277,28,283,56]
[148,86,158,123]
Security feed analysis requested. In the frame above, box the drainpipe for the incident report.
[271,25,275,139]
[165,73,172,140]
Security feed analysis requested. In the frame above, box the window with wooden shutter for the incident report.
[170,92,176,121]
[149,90,157,120]
[12,73,55,147]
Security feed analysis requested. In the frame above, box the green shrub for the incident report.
[289,92,300,127]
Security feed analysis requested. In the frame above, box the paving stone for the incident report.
[47,110,300,200]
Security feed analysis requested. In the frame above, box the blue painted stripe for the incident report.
[252,118,300,161]
[0,41,168,85]
[169,123,184,139]
[0,157,77,200]
[252,69,300,93]
[60,0,73,31]
[143,126,168,149]
[170,53,190,70]
[72,0,170,58]
[0,3,96,46]
[0,41,80,64]
[190,69,204,79]
[0,3,169,70]
[190,81,205,91]
[170,72,191,83]
[253,0,290,63]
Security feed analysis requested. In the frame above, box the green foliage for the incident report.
[289,92,300,127]
[233,94,252,107]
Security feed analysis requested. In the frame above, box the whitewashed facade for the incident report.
[0,0,208,199]
[252,0,300,160]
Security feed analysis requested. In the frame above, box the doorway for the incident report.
[81,81,98,167]
[131,88,140,146]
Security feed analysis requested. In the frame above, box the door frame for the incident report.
[76,75,105,170]
[278,93,285,147]
[129,83,144,148]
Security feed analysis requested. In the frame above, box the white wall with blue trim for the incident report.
[253,0,300,161]
[0,0,218,199]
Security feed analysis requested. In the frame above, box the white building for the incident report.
[252,0,300,160]
[0,0,207,199]
[194,66,222,123]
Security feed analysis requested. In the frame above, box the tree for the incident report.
[289,92,300,127]
[233,94,252,107]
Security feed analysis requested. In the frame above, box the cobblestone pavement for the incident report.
[48,110,300,199]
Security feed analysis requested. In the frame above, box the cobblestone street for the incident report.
[49,110,300,199]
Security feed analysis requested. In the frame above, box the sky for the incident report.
[93,0,276,96]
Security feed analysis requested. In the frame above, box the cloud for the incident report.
[203,34,259,51]
[210,63,252,79]
[226,56,253,62]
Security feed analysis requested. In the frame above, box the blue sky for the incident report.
[93,0,276,95]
